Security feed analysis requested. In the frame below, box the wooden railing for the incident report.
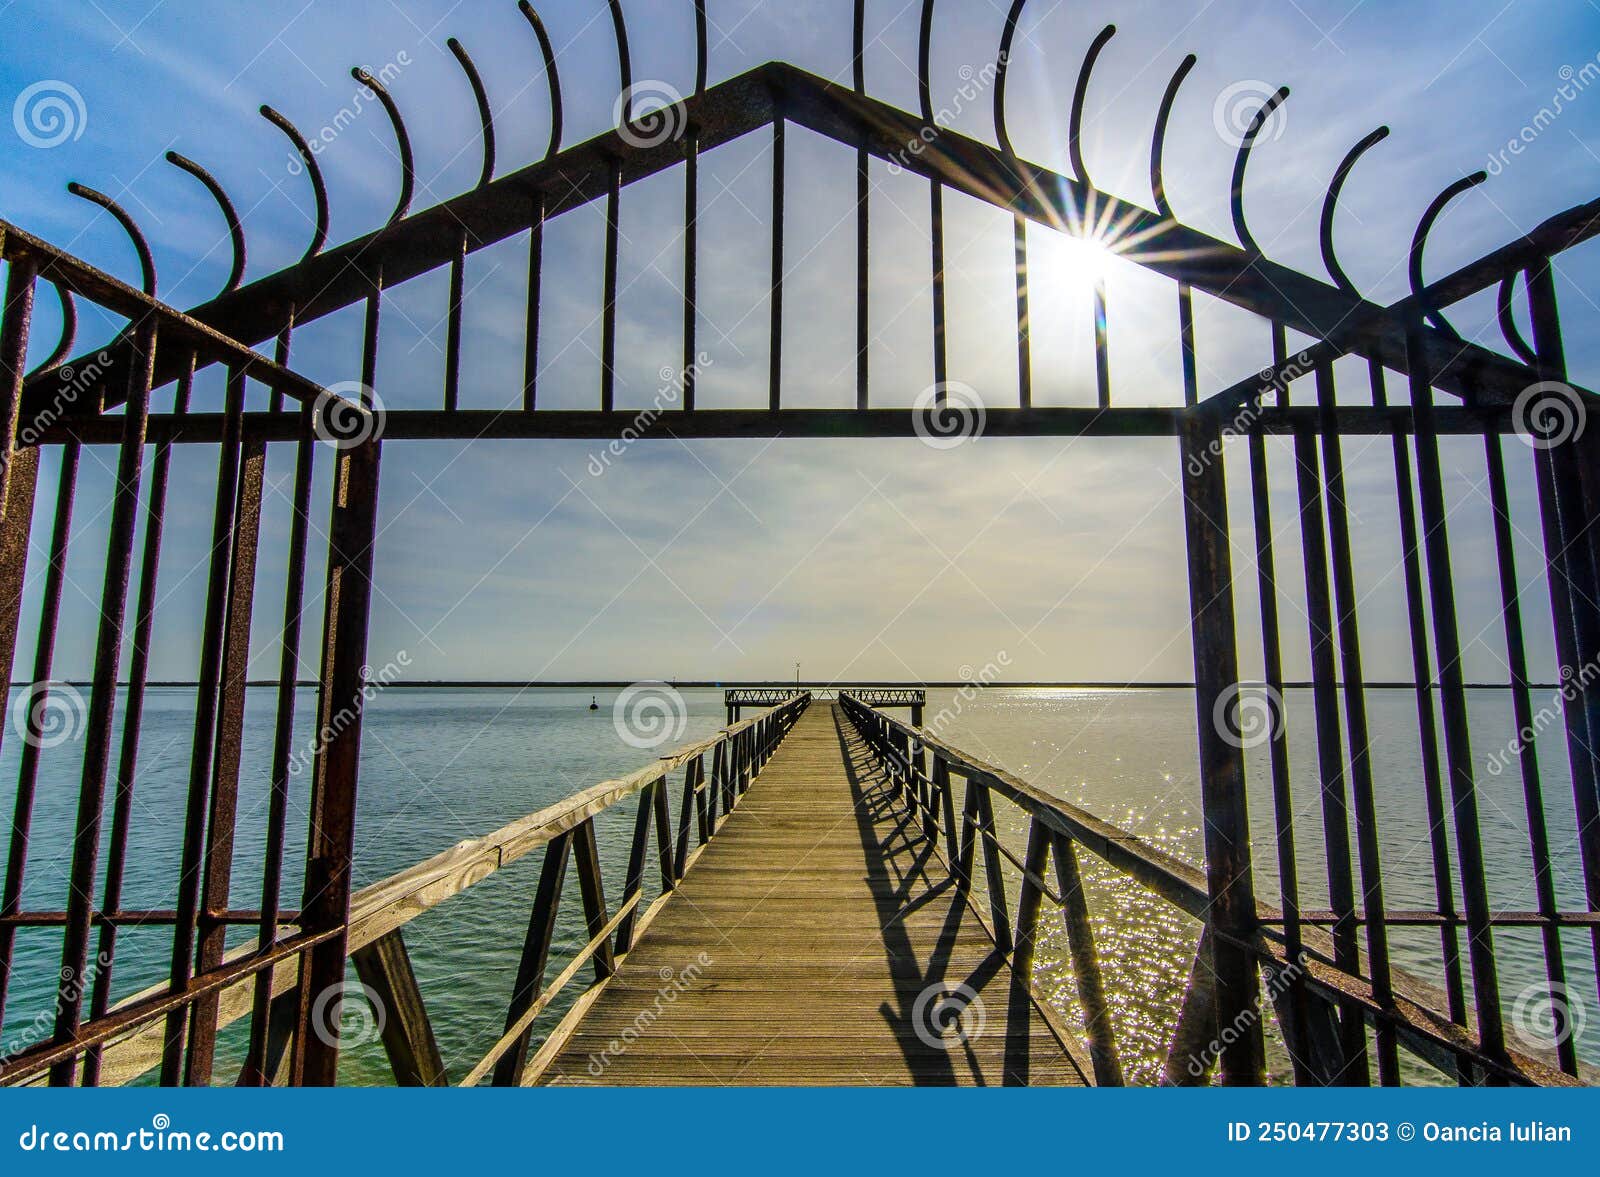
[3,695,809,1087]
[837,693,1581,1088]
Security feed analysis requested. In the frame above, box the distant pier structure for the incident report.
[726,687,924,725]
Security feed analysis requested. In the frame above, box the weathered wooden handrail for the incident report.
[0,694,810,1088]
[838,693,1583,1088]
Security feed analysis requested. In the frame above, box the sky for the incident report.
[3,0,1600,684]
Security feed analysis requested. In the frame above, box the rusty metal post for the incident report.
[1177,412,1264,1085]
[292,435,383,1086]
[0,255,38,518]
[1524,264,1600,1003]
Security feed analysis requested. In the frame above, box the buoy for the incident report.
[589,695,599,711]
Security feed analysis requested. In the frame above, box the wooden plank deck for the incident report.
[536,704,1090,1086]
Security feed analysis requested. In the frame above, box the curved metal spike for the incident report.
[853,0,866,93]
[165,150,247,296]
[1497,272,1538,365]
[994,0,1030,160]
[1068,24,1116,187]
[352,66,415,225]
[67,182,156,296]
[1150,53,1197,220]
[1409,170,1487,338]
[26,283,77,377]
[447,38,496,189]
[918,0,936,125]
[695,0,708,95]
[1229,85,1289,256]
[260,104,330,261]
[517,3,564,159]
[1319,125,1388,296]
[607,0,633,123]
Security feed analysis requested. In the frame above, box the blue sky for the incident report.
[3,0,1600,683]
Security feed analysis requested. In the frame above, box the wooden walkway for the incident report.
[537,704,1090,1085]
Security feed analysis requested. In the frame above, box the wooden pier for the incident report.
[534,705,1088,1085]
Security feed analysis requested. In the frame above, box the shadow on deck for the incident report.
[535,705,1089,1085]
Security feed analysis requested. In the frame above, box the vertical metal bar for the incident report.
[1178,283,1197,407]
[1313,359,1398,1084]
[931,181,947,400]
[161,364,246,1085]
[0,269,41,1025]
[523,192,544,411]
[268,307,295,413]
[1053,833,1124,1086]
[1178,411,1264,1085]
[49,318,155,1085]
[601,160,620,413]
[1014,216,1031,408]
[292,432,383,1086]
[444,226,467,412]
[769,116,785,411]
[1370,358,1467,1031]
[682,130,699,410]
[1291,414,1367,1081]
[0,445,38,720]
[1524,263,1600,1016]
[290,275,386,1087]
[493,832,570,1086]
[0,442,74,1033]
[0,258,38,517]
[1405,321,1504,1061]
[242,398,317,1086]
[1244,393,1318,1082]
[82,356,195,1085]
[856,141,869,410]
[1483,429,1575,1074]
[185,427,267,1085]
[1093,277,1110,409]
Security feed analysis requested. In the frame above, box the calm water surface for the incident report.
[1,686,1593,1084]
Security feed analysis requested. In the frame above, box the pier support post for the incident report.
[1178,414,1265,1085]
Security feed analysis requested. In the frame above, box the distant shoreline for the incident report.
[5,679,1563,690]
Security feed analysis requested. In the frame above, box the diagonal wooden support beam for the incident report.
[572,819,616,982]
[493,832,570,1086]
[1052,833,1124,1087]
[351,928,449,1087]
